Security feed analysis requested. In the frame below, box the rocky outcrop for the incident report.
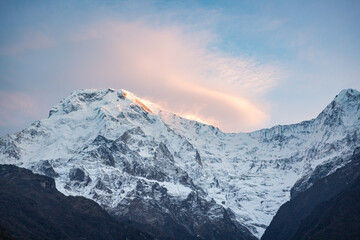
[110,185,256,240]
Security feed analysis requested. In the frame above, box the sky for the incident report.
[0,0,360,136]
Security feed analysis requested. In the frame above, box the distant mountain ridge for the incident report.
[0,88,359,239]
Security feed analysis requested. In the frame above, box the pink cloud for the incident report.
[0,92,41,126]
[0,31,55,56]
[64,21,282,132]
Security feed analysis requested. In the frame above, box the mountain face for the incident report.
[0,164,156,240]
[0,88,359,239]
[261,147,360,240]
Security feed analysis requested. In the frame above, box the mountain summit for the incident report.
[0,88,359,239]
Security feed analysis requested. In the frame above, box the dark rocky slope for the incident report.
[292,175,360,240]
[262,147,360,240]
[110,191,255,240]
[0,164,155,240]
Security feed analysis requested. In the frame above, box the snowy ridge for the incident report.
[0,88,359,238]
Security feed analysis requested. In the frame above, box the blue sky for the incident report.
[0,0,359,135]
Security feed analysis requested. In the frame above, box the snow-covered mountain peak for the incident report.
[0,88,359,239]
[316,88,360,128]
[48,88,159,118]
[334,88,360,104]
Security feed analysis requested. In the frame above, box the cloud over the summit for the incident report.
[67,21,282,132]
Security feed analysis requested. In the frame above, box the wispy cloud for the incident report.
[64,21,282,132]
[0,31,55,56]
[0,0,359,135]
[258,18,286,32]
[0,92,41,127]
